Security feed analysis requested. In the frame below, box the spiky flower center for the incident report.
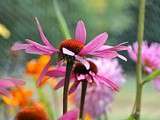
[59,39,84,55]
[74,61,98,75]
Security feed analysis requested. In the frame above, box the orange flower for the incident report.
[68,93,76,105]
[15,102,49,120]
[2,87,32,107]
[26,55,57,87]
[26,55,51,76]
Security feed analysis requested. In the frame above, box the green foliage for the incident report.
[0,0,134,72]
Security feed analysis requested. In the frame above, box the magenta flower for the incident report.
[0,77,25,96]
[11,18,128,85]
[75,58,125,118]
[46,58,122,93]
[11,18,127,60]
[58,109,79,120]
[128,41,160,90]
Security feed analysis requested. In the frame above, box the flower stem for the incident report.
[63,58,74,114]
[53,0,71,39]
[142,70,160,85]
[37,88,55,120]
[79,81,88,119]
[132,0,146,119]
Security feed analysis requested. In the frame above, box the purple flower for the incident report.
[128,41,160,90]
[58,109,79,120]
[0,77,25,97]
[75,58,125,118]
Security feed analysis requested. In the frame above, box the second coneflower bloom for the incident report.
[46,59,120,93]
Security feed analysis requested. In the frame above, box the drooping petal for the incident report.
[58,109,79,120]
[46,67,66,77]
[80,32,108,55]
[54,79,65,90]
[95,75,119,91]
[89,50,118,58]
[0,88,11,97]
[11,42,31,51]
[35,17,54,48]
[90,48,127,61]
[25,46,51,55]
[75,20,86,43]
[0,78,25,87]
[0,80,15,88]
[99,42,128,51]
[37,60,51,87]
[26,39,57,54]
[69,81,80,94]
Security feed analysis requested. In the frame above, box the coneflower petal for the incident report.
[75,20,86,44]
[80,32,108,55]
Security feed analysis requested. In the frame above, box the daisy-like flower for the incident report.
[46,58,122,93]
[128,41,160,90]
[15,102,49,120]
[75,58,125,118]
[11,18,128,85]
[58,109,79,120]
[0,78,25,97]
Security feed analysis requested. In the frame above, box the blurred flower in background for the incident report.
[26,55,57,87]
[129,41,160,90]
[0,78,25,97]
[15,102,49,120]
[2,86,33,107]
[0,23,11,39]
[75,58,125,119]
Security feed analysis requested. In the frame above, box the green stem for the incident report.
[53,0,71,39]
[104,111,108,120]
[3,104,9,120]
[142,70,160,85]
[132,0,146,119]
[37,88,55,120]
[52,90,60,118]
[63,58,74,114]
[79,81,88,119]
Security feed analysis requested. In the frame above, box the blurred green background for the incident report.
[0,0,135,74]
[1,0,160,73]
[0,0,160,119]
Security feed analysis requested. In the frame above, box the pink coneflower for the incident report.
[0,77,25,97]
[58,109,79,120]
[11,18,127,60]
[128,41,160,90]
[47,59,120,93]
[11,18,128,85]
[75,58,125,118]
